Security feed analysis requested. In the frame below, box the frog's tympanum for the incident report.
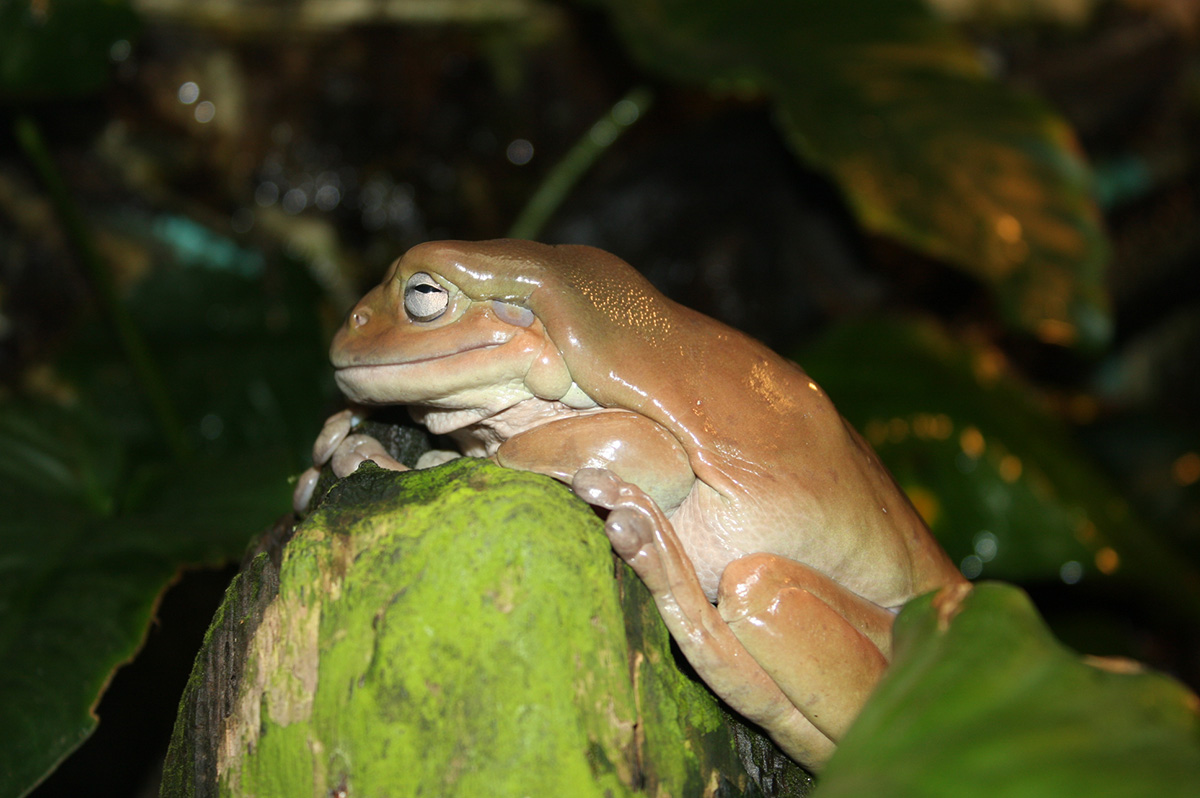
[295,239,965,770]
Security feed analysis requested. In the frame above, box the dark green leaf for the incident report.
[816,582,1200,797]
[0,0,139,99]
[599,0,1111,347]
[802,318,1200,620]
[0,398,293,797]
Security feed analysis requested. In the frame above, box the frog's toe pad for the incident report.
[572,467,625,508]
[604,506,656,560]
[331,433,408,477]
[292,466,321,514]
[415,449,460,469]
[312,408,362,465]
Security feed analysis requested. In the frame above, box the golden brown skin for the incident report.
[298,239,965,769]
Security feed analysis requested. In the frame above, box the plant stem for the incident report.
[14,114,191,462]
[507,86,654,241]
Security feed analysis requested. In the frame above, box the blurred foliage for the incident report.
[0,0,139,99]
[597,0,1112,348]
[803,317,1200,624]
[1,0,1198,794]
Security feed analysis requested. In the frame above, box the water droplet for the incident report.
[1060,561,1084,585]
[506,138,534,165]
[200,413,224,440]
[1173,452,1200,486]
[612,98,640,126]
[973,531,998,562]
[282,188,308,214]
[254,182,280,207]
[315,184,341,212]
[995,213,1022,243]
[178,81,200,104]
[109,39,131,63]
[959,426,985,458]
[1094,547,1120,575]
[194,100,216,123]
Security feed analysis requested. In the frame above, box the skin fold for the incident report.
[295,239,966,770]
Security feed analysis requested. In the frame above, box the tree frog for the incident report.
[295,239,965,769]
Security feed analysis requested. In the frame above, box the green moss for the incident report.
[220,460,637,796]
[169,458,813,797]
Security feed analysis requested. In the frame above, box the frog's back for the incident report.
[522,242,963,604]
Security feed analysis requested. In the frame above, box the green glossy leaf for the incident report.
[0,398,293,797]
[599,0,1111,347]
[0,0,139,99]
[801,318,1200,619]
[816,582,1200,797]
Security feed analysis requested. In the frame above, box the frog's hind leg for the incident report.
[571,467,838,770]
[718,554,891,742]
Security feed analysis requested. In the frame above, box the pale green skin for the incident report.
[306,239,965,768]
[185,460,811,797]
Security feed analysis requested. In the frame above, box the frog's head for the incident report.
[331,240,590,417]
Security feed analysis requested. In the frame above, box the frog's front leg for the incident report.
[572,468,890,771]
[497,411,695,514]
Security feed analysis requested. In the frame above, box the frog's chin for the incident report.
[334,353,537,410]
[408,405,498,436]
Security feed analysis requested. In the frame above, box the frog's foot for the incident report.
[571,468,842,769]
[312,407,412,476]
[294,409,360,512]
[293,409,412,513]
[416,449,461,469]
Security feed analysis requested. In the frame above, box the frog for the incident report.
[293,239,966,770]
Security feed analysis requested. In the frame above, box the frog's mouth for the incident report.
[333,338,505,371]
[331,327,515,371]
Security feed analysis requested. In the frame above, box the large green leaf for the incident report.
[598,0,1111,347]
[816,582,1200,797]
[0,399,294,797]
[801,318,1200,620]
[0,0,139,99]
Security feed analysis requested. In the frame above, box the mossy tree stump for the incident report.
[163,458,812,797]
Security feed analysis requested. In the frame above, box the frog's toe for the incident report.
[292,466,322,514]
[415,449,461,469]
[312,408,362,465]
[331,433,408,477]
[571,467,625,508]
[573,466,660,512]
[604,505,657,562]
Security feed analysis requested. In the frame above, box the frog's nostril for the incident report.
[351,309,370,328]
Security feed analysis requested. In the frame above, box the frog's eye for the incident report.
[404,272,449,322]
